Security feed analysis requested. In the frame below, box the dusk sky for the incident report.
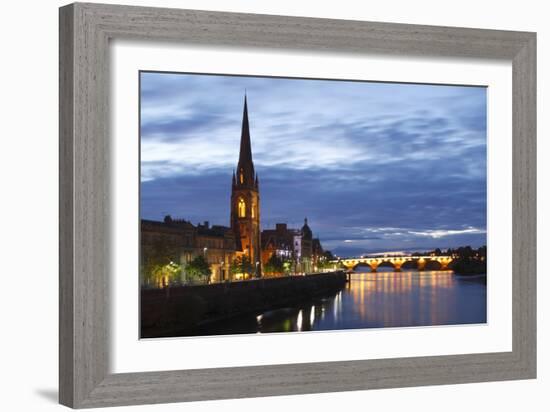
[140,72,487,257]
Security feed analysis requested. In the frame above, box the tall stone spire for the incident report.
[230,92,262,277]
[236,94,255,187]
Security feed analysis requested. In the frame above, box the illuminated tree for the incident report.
[185,255,211,283]
[149,262,181,288]
[231,256,253,278]
[140,236,180,287]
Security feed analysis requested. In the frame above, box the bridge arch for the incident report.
[376,261,397,272]
[401,260,418,271]
[352,262,375,272]
[424,260,443,270]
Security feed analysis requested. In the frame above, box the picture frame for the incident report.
[59,2,536,408]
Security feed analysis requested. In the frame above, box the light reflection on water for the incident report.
[197,270,487,336]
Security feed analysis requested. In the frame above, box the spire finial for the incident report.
[237,92,254,186]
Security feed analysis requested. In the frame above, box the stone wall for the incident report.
[141,271,346,338]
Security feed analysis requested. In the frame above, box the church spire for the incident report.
[230,93,262,277]
[236,94,255,186]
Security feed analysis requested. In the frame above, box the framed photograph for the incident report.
[59,2,536,408]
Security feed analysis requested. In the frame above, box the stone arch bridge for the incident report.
[334,256,453,272]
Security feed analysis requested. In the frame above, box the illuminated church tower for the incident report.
[231,95,262,277]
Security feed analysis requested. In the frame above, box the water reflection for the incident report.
[195,270,487,336]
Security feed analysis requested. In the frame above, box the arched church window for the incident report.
[251,201,256,218]
[238,198,246,218]
[239,168,244,184]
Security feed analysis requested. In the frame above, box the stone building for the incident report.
[140,95,326,286]
[230,95,262,277]
[140,217,192,287]
[140,216,238,286]
[194,221,238,282]
[140,95,261,285]
[261,223,296,264]
[261,219,324,274]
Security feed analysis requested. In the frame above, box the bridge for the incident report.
[333,255,453,272]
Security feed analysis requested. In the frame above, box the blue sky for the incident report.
[140,72,487,257]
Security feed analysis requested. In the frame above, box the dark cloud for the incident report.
[140,72,487,256]
[141,113,233,142]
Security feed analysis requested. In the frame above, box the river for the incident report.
[194,269,487,336]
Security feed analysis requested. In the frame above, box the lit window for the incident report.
[238,198,246,217]
[251,202,256,218]
[239,169,244,184]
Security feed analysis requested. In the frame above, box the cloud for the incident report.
[140,72,487,255]
[407,227,486,239]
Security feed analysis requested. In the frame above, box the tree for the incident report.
[316,250,336,270]
[231,256,253,278]
[140,236,181,287]
[283,260,293,274]
[450,245,487,275]
[264,254,284,274]
[185,255,211,283]
[322,250,335,261]
[477,245,487,259]
[149,261,181,288]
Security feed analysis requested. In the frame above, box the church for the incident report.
[230,95,262,277]
[140,95,325,286]
[229,95,324,277]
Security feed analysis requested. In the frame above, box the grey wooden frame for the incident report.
[59,2,536,408]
